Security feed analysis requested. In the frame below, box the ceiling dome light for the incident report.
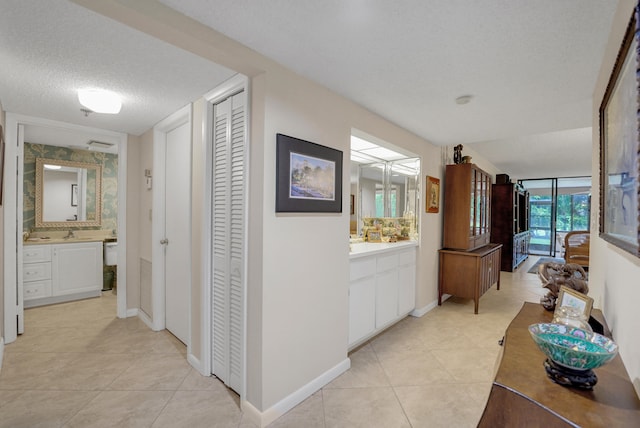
[455,95,474,105]
[78,89,122,114]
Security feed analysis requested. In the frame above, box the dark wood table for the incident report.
[478,302,640,427]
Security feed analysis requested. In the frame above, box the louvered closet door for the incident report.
[212,91,246,394]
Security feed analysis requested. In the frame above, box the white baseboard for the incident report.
[137,309,154,330]
[410,295,450,318]
[0,337,4,372]
[242,358,351,428]
[187,353,204,374]
[126,308,138,318]
[410,299,438,317]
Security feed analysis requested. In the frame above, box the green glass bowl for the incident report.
[528,323,618,371]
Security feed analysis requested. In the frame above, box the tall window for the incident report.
[520,176,591,256]
[375,187,397,217]
[556,194,590,232]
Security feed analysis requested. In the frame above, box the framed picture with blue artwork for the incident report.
[599,8,640,257]
[275,133,343,213]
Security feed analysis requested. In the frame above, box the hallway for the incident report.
[0,257,547,427]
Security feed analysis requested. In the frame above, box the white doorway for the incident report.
[152,105,192,346]
[3,113,128,344]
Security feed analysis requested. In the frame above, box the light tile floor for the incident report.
[0,257,546,427]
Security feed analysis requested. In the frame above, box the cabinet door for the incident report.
[376,269,399,328]
[397,263,415,315]
[52,243,101,295]
[349,276,376,346]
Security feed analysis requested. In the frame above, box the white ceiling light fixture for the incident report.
[44,164,62,170]
[77,88,122,114]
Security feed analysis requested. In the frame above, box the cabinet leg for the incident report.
[474,299,479,314]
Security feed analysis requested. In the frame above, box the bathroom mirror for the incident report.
[35,158,102,228]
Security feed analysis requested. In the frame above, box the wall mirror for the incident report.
[350,131,420,239]
[35,157,102,228]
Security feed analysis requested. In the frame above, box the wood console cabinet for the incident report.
[439,164,501,313]
[491,182,530,271]
[479,302,640,427]
[438,243,502,314]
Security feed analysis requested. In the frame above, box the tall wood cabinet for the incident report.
[439,164,501,313]
[491,183,530,271]
[442,163,492,251]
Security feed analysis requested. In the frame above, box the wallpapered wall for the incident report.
[24,143,118,232]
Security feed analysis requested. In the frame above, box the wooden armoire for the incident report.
[438,163,502,314]
[491,182,530,271]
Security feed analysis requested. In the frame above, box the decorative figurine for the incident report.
[537,262,589,310]
[453,144,463,164]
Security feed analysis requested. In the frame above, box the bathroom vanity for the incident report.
[23,240,103,308]
[348,241,417,349]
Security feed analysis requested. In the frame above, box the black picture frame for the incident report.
[276,133,343,213]
[598,9,640,257]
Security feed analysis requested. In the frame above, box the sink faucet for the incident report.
[65,230,75,239]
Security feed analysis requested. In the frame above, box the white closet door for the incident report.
[165,121,191,345]
[212,91,246,394]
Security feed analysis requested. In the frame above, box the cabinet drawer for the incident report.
[23,262,51,282]
[377,253,398,273]
[23,245,51,263]
[350,257,376,281]
[24,280,52,300]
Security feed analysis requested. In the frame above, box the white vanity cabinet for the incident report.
[348,244,417,349]
[23,241,103,308]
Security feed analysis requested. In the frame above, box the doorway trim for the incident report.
[150,104,192,335]
[3,113,128,343]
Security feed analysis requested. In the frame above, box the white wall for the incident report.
[126,135,141,312]
[590,0,640,396]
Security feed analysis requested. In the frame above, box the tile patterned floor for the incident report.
[0,257,546,427]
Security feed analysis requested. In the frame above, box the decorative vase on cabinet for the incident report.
[439,163,501,313]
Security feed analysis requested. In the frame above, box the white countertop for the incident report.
[349,240,418,259]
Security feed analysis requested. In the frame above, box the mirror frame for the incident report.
[35,157,103,228]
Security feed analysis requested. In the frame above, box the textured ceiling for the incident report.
[0,0,235,136]
[0,1,619,179]
[159,0,616,146]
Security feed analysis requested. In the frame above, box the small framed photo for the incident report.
[555,285,594,319]
[367,230,382,243]
[425,176,440,213]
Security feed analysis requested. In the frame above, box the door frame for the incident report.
[200,73,249,393]
[150,104,192,336]
[3,113,128,344]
